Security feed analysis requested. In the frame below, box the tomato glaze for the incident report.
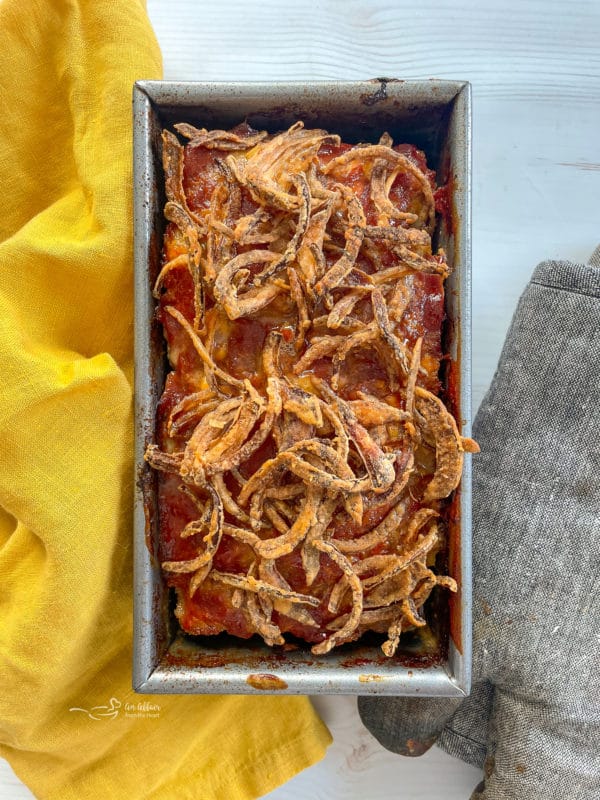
[155,128,446,642]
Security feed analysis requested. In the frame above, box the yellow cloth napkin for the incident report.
[0,1,332,798]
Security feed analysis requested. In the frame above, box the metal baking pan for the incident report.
[133,79,472,695]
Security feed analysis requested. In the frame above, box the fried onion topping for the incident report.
[146,120,476,656]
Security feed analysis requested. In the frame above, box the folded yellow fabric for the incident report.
[0,2,332,799]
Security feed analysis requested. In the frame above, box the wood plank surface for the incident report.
[1,1,598,798]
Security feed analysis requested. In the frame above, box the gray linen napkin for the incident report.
[359,248,600,799]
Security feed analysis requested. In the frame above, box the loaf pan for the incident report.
[133,79,472,695]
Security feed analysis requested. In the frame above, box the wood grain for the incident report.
[149,0,600,98]
[1,1,598,798]
[261,696,481,800]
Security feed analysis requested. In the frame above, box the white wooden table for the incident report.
[1,1,598,797]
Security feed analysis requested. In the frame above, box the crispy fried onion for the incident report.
[311,541,363,654]
[161,482,224,591]
[145,121,475,655]
[322,144,437,232]
[174,123,269,151]
[210,570,319,607]
[327,516,457,657]
[414,386,480,501]
[226,121,339,211]
[161,130,205,228]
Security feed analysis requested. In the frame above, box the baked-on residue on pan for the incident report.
[145,121,478,656]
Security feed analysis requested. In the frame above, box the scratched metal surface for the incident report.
[2,0,598,798]
[132,78,473,697]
